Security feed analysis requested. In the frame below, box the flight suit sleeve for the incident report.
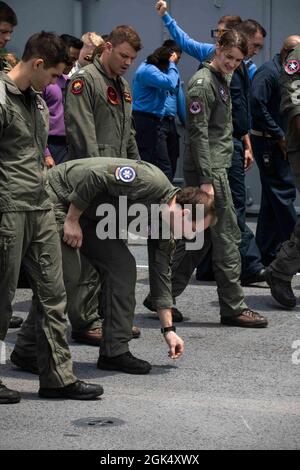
[67,169,109,210]
[65,75,99,159]
[187,79,215,184]
[126,122,141,160]
[147,238,175,310]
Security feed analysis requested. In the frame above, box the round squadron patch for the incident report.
[219,86,229,103]
[107,86,119,105]
[285,60,300,75]
[115,166,136,183]
[189,101,202,115]
[71,79,84,94]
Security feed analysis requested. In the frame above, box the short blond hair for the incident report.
[81,32,103,47]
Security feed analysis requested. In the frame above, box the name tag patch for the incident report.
[115,166,136,183]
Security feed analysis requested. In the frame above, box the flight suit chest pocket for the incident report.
[0,213,16,278]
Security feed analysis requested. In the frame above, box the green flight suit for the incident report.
[268,45,300,279]
[0,73,76,388]
[64,57,140,333]
[171,63,247,317]
[15,158,178,358]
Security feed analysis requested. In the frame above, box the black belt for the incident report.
[133,110,161,121]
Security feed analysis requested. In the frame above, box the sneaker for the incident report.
[265,270,296,309]
[97,351,151,375]
[0,383,21,404]
[39,380,103,400]
[143,298,183,322]
[221,309,268,328]
[10,350,39,375]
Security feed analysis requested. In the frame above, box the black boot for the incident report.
[0,382,21,404]
[9,316,23,329]
[39,380,104,400]
[97,351,151,375]
[10,350,39,375]
[265,270,296,308]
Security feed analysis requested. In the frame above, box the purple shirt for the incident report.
[43,74,69,137]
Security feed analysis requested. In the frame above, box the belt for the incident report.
[251,129,273,138]
[133,110,161,121]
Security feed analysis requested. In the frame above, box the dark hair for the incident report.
[146,46,172,71]
[107,25,142,52]
[217,29,248,57]
[60,34,83,51]
[238,19,267,38]
[176,188,216,224]
[0,1,17,26]
[22,31,70,68]
[162,39,182,55]
[218,15,242,30]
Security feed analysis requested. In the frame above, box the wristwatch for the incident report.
[161,326,176,335]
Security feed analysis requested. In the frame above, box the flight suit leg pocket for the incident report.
[0,213,16,279]
[213,173,240,243]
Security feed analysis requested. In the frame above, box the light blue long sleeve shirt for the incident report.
[162,13,256,82]
[162,13,215,62]
[163,77,186,125]
[132,60,179,117]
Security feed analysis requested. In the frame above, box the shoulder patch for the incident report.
[189,101,202,115]
[115,166,136,183]
[285,59,300,75]
[71,79,84,95]
[196,78,204,85]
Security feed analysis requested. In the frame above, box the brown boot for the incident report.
[72,328,103,346]
[221,309,268,328]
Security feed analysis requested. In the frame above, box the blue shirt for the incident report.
[162,13,215,62]
[163,63,186,125]
[251,54,284,139]
[245,60,257,80]
[132,61,179,117]
[162,13,256,81]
